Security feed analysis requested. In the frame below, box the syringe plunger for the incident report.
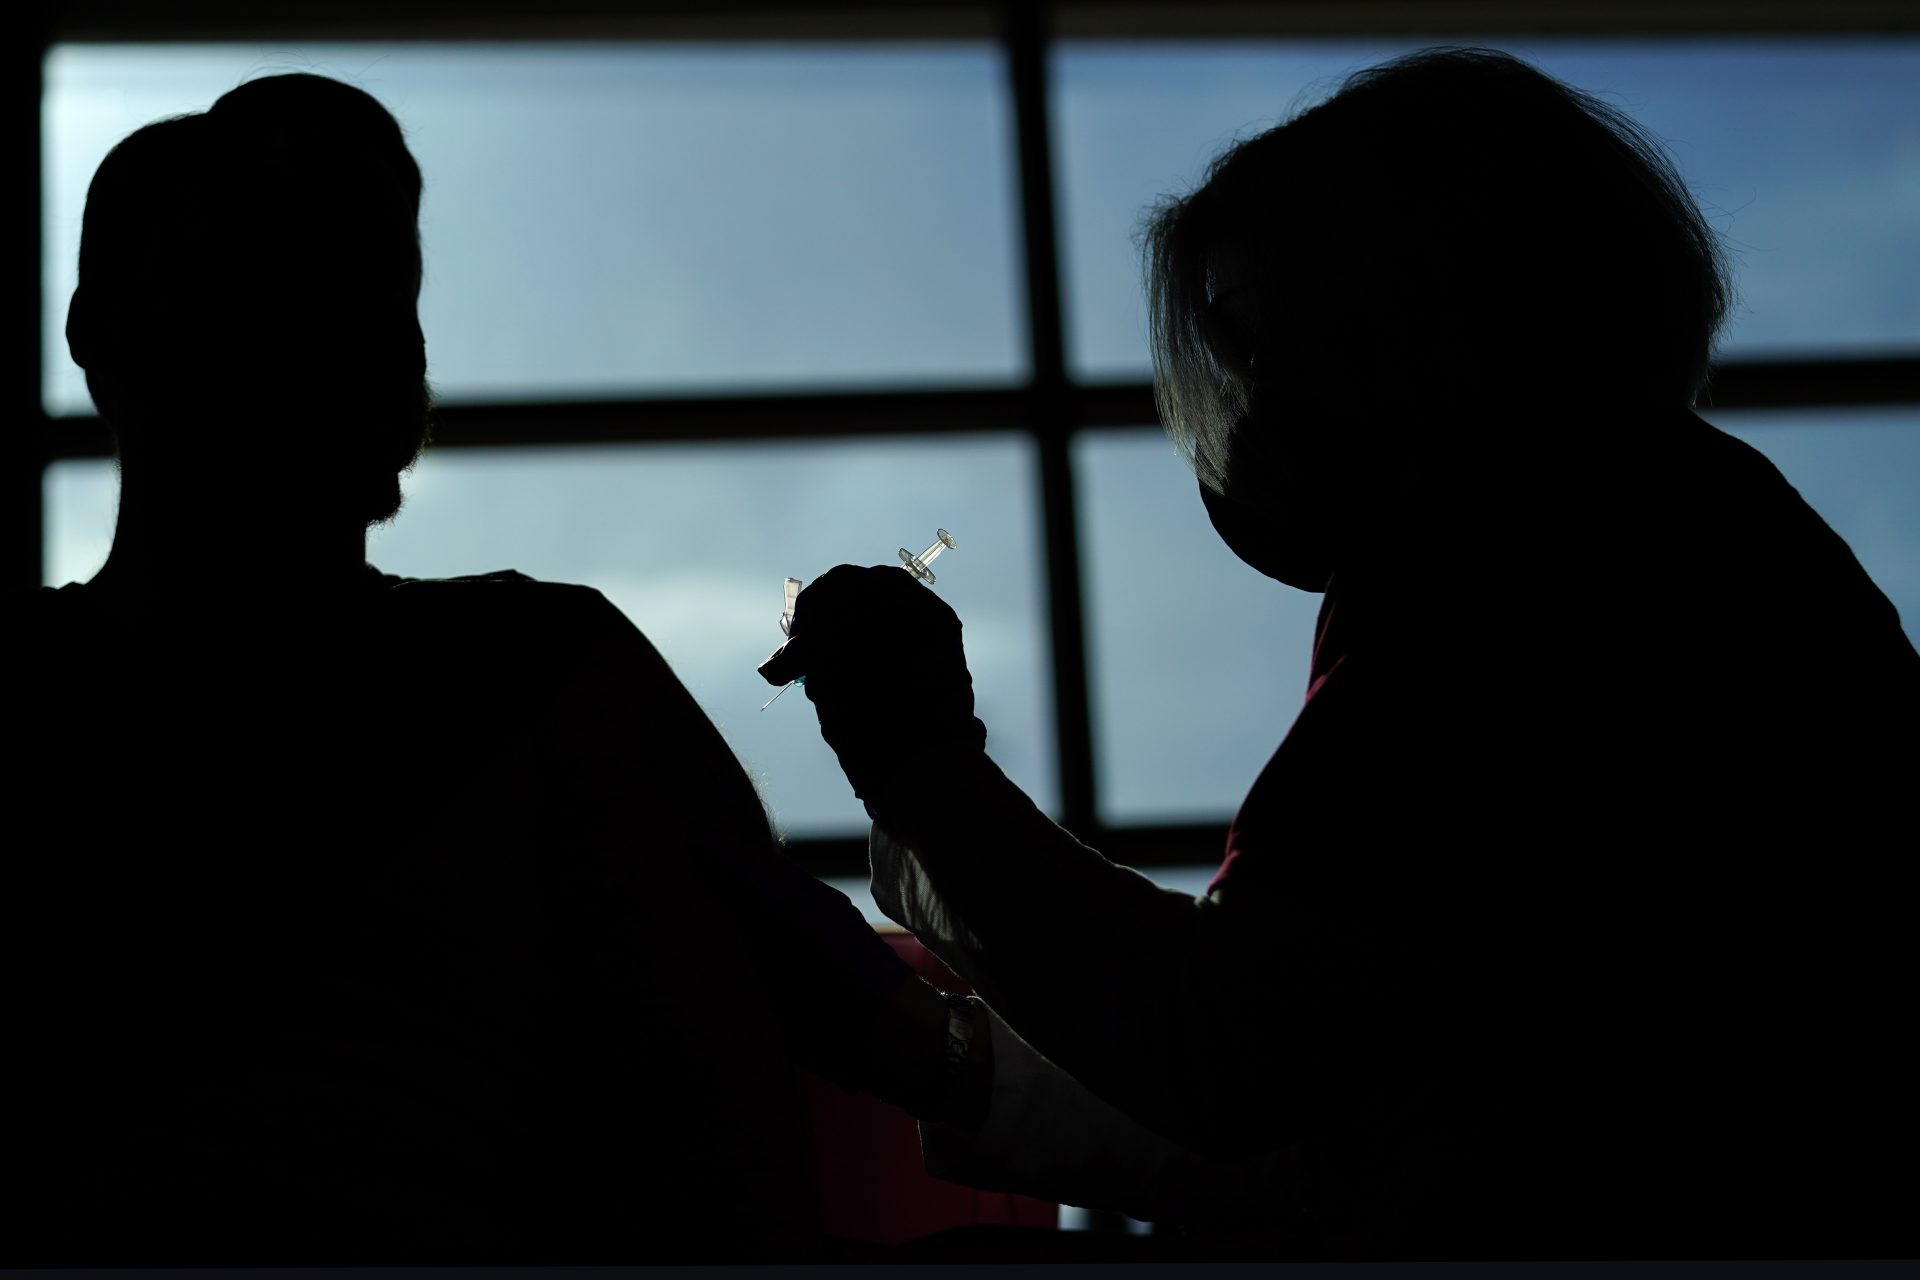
[899,528,957,584]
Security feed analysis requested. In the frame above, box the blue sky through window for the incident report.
[43,43,1026,415]
[1056,38,1920,379]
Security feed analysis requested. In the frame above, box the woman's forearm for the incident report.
[862,748,1300,1160]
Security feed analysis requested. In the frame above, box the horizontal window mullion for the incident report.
[36,354,1918,460]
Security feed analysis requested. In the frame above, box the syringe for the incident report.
[760,528,957,710]
[898,529,957,584]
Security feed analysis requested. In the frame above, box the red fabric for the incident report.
[799,930,1057,1246]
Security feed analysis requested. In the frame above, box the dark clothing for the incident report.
[9,569,906,1264]
[865,412,1918,1259]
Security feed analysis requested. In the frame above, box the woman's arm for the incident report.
[763,567,1333,1160]
[858,745,1319,1162]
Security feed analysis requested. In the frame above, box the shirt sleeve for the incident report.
[918,1002,1311,1233]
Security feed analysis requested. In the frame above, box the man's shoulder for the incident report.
[375,567,664,663]
[383,567,582,597]
[380,567,626,621]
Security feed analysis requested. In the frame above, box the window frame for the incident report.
[21,0,1920,876]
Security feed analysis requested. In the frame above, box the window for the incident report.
[1055,38,1920,380]
[43,434,1058,840]
[367,435,1059,838]
[32,6,1920,874]
[1709,406,1920,625]
[42,42,1025,414]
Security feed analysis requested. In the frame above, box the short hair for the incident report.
[1145,48,1733,493]
[75,73,423,366]
[70,73,429,522]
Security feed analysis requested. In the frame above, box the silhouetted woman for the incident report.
[763,49,1918,1259]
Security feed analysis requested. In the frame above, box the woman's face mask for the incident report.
[1198,395,1355,593]
[1200,470,1337,594]
[1192,252,1373,593]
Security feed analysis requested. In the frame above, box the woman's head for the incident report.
[1145,48,1731,584]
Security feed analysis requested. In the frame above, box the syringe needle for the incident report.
[760,681,796,711]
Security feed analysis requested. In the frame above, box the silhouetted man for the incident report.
[15,73,980,1265]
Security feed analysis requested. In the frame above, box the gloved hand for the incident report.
[758,564,987,810]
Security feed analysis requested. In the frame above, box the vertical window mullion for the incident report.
[1005,0,1096,833]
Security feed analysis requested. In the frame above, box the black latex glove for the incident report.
[758,565,987,809]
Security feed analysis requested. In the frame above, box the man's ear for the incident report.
[66,287,94,371]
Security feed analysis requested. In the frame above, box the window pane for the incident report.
[43,43,1025,415]
[45,436,1057,838]
[1055,39,1920,381]
[1077,411,1918,828]
[1704,405,1920,642]
[1075,428,1320,825]
[43,457,117,588]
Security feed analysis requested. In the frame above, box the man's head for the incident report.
[67,73,430,527]
[1144,49,1732,588]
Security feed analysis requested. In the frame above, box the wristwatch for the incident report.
[936,993,991,1131]
[943,992,978,1074]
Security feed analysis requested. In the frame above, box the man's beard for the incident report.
[358,373,434,527]
[268,362,434,528]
